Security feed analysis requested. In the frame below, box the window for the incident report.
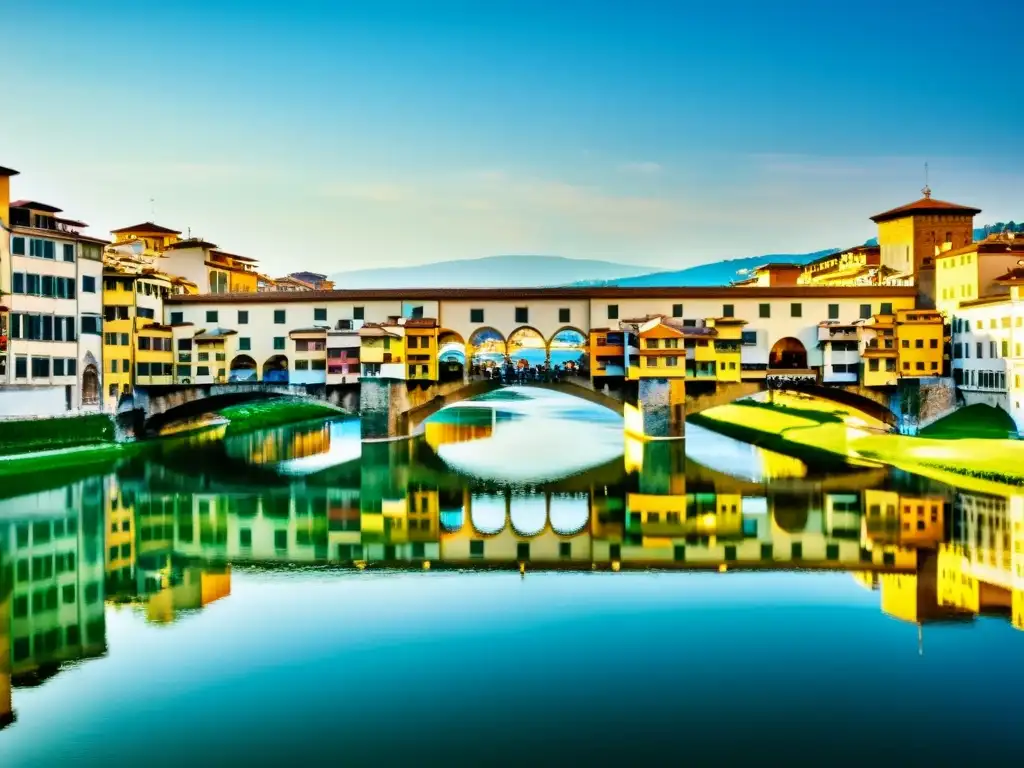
[929,338,938,349]
[138,362,151,376]
[607,304,619,320]
[31,357,51,378]
[1002,340,1009,357]
[915,339,923,349]
[790,303,801,318]
[672,303,683,318]
[869,358,879,371]
[238,337,251,351]
[54,358,66,376]
[515,307,528,323]
[63,243,75,262]
[138,337,151,351]
[759,303,770,318]
[170,311,183,324]
[559,307,571,323]
[860,304,871,319]
[81,315,101,335]
[206,310,218,323]
[238,310,249,324]
[274,337,285,350]
[353,306,365,320]
[295,360,309,370]
[314,308,327,322]
[723,304,734,318]
[82,275,96,292]
[470,308,485,323]
[274,309,286,324]
[741,331,757,346]
[880,302,892,315]
[828,303,839,320]
[197,366,210,376]
[15,356,27,379]
[470,540,484,557]
[12,236,25,255]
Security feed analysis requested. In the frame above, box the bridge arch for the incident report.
[470,494,508,536]
[467,327,507,371]
[262,355,289,384]
[229,355,258,383]
[509,495,547,537]
[507,326,547,369]
[548,326,588,372]
[769,337,808,369]
[438,329,466,382]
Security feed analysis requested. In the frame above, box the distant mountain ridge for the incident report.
[329,255,657,289]
[329,221,1023,290]
[571,250,839,288]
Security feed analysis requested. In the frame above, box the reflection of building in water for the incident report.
[862,490,945,549]
[424,417,494,451]
[937,491,1023,630]
[0,490,106,722]
[105,476,136,586]
[142,563,231,624]
[879,550,972,628]
[440,491,592,564]
[226,422,332,465]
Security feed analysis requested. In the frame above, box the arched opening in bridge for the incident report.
[507,326,547,369]
[549,327,588,374]
[510,494,547,537]
[769,337,808,370]
[438,330,467,382]
[470,493,507,535]
[81,364,100,405]
[467,327,507,373]
[229,355,258,383]
[771,493,810,534]
[262,355,290,384]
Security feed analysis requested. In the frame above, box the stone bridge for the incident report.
[119,382,343,438]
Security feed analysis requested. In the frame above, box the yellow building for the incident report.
[105,479,136,584]
[359,321,405,378]
[102,269,176,401]
[405,318,439,381]
[895,308,944,378]
[859,314,898,387]
[934,233,1024,316]
[898,495,944,547]
[705,317,746,382]
[589,327,628,380]
[110,221,181,252]
[627,316,688,380]
[799,245,884,286]
[870,188,980,289]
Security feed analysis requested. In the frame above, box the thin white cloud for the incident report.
[618,161,664,175]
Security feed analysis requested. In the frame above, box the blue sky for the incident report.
[3,0,1022,275]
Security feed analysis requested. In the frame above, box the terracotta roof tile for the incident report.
[870,195,981,223]
[111,221,182,235]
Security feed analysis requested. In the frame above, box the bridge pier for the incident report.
[633,378,686,439]
[359,378,411,440]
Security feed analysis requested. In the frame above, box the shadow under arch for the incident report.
[769,337,808,369]
[262,354,289,384]
[438,329,467,382]
[229,354,258,383]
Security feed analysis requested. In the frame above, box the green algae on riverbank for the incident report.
[220,399,344,434]
[694,395,1024,486]
[0,412,114,456]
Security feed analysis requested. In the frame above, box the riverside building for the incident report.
[1,165,106,414]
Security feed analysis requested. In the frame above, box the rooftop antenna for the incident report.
[922,162,931,199]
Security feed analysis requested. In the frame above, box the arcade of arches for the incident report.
[449,326,588,371]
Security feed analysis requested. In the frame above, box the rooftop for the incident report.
[935,236,1024,260]
[165,285,919,305]
[0,164,19,176]
[111,221,182,235]
[10,199,62,213]
[211,249,258,264]
[870,189,981,223]
[164,238,218,250]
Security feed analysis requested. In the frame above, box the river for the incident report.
[1,386,1022,764]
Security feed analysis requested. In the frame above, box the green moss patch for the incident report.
[0,413,114,457]
[919,403,1017,440]
[220,399,342,434]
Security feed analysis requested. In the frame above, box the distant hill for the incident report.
[330,255,658,289]
[575,250,839,288]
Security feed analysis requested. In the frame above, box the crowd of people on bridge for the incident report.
[470,360,586,384]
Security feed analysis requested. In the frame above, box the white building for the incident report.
[950,288,1024,432]
[1,196,105,413]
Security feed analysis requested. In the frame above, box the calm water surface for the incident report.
[1,387,1022,765]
